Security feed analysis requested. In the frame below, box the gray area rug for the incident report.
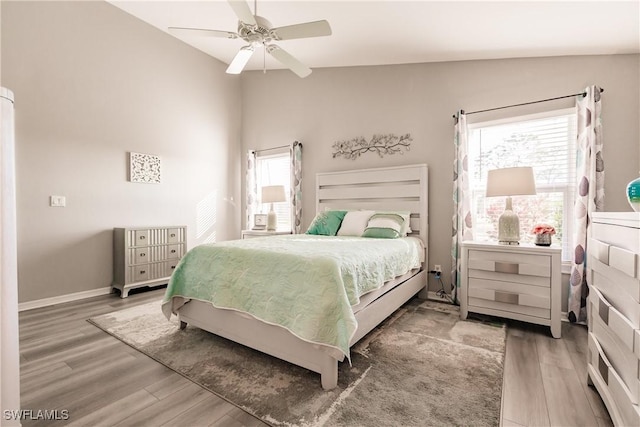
[89,298,506,426]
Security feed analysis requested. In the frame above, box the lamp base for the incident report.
[497,202,520,245]
[267,209,277,231]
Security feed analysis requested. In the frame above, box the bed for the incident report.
[162,163,428,389]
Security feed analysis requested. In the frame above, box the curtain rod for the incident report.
[254,144,290,154]
[452,88,605,118]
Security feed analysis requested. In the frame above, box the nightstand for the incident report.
[460,241,561,338]
[241,229,292,239]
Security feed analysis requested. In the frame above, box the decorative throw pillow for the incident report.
[375,211,412,236]
[336,210,375,236]
[362,213,405,239]
[305,210,347,236]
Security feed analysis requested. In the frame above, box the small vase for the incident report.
[535,233,552,246]
[627,174,640,212]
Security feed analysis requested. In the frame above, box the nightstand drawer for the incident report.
[468,250,550,278]
[468,278,551,309]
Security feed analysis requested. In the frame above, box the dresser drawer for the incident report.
[590,238,639,280]
[591,306,640,404]
[165,260,179,276]
[167,228,182,243]
[589,333,640,427]
[132,265,150,282]
[133,229,149,246]
[468,250,550,278]
[134,247,150,264]
[591,286,638,351]
[591,257,640,310]
[167,244,182,259]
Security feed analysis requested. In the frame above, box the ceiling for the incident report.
[109,1,640,74]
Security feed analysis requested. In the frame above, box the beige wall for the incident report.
[2,1,639,305]
[240,54,640,295]
[2,1,242,303]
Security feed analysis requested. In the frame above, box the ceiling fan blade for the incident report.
[266,45,312,78]
[226,46,255,74]
[227,0,257,26]
[168,27,238,39]
[271,20,332,41]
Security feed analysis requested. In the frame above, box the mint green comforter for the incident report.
[161,234,423,359]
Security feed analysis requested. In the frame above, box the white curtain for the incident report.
[245,150,257,230]
[1,87,21,425]
[568,85,604,323]
[451,111,473,303]
[290,142,303,234]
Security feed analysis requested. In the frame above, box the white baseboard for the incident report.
[18,286,113,312]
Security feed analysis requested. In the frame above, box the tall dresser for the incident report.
[113,226,187,298]
[587,212,640,426]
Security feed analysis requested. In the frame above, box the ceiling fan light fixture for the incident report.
[226,46,254,74]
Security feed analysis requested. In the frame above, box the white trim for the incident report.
[18,286,113,312]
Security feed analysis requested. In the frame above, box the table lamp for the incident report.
[261,185,286,231]
[486,167,536,245]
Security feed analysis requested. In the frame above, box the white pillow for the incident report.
[337,210,375,236]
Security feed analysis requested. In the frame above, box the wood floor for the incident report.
[17,288,612,427]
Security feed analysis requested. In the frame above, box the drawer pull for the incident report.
[140,253,146,257]
[495,291,519,304]
[495,262,519,274]
[598,298,609,324]
[598,354,609,385]
[171,249,176,254]
[139,270,146,274]
[170,233,176,237]
[170,265,176,270]
[139,236,146,240]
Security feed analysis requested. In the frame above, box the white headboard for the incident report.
[315,163,428,259]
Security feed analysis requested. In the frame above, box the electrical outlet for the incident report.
[50,195,66,207]
[434,264,442,273]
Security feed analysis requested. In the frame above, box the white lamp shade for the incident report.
[261,185,286,203]
[486,167,536,197]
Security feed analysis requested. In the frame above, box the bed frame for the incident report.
[176,163,429,389]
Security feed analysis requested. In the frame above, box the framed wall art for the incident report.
[129,152,161,184]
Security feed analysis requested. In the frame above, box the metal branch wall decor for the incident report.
[332,133,412,160]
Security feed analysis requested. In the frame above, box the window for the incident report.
[255,150,291,231]
[468,109,577,262]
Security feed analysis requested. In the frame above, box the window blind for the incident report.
[256,152,291,231]
[469,110,577,261]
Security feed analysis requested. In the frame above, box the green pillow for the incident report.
[362,213,404,239]
[305,210,347,236]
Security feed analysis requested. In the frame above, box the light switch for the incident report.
[50,195,66,207]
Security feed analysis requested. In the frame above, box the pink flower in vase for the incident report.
[531,224,556,235]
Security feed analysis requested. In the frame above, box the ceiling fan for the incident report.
[168,0,332,78]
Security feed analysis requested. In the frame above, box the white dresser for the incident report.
[460,241,562,338]
[587,212,640,426]
[113,226,187,298]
